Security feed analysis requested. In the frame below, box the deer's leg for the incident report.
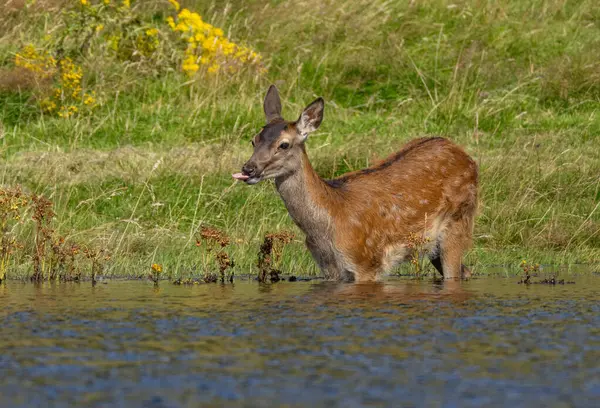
[437,219,473,280]
[306,237,338,280]
[430,248,470,278]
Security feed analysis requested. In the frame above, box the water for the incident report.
[1,277,599,408]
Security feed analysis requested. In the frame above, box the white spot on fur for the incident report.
[419,199,429,205]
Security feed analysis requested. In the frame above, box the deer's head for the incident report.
[232,85,324,184]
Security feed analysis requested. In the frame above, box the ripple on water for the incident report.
[0,277,599,407]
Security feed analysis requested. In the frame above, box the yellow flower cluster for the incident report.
[80,0,127,9]
[60,58,83,96]
[168,0,180,12]
[54,58,95,117]
[166,5,262,75]
[15,45,96,118]
[136,28,160,57]
[15,45,56,78]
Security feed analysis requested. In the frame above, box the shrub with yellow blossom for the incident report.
[12,0,265,117]
[166,1,264,75]
[15,46,96,118]
[14,45,56,78]
[73,0,161,62]
[136,28,160,57]
[150,263,163,285]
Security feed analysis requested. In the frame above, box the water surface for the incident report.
[1,277,599,407]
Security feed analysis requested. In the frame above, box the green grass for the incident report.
[1,0,599,280]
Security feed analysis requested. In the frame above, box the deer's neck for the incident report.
[275,149,336,236]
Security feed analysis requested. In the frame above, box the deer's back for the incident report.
[327,137,477,212]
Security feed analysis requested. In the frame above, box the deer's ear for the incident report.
[296,97,324,141]
[263,85,282,123]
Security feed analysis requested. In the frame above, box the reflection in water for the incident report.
[1,277,599,407]
[310,279,471,302]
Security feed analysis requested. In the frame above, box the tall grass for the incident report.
[1,0,598,279]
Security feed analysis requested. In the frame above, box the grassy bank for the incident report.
[1,0,599,281]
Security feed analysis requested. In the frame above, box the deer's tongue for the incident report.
[232,173,250,181]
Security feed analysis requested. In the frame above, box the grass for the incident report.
[0,0,599,280]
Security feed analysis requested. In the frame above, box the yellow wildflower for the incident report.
[168,0,180,11]
[80,0,89,5]
[151,263,163,273]
[182,55,199,75]
[178,8,192,20]
[41,98,57,112]
[17,47,95,118]
[166,16,175,29]
[83,92,96,106]
[15,45,57,78]
[167,7,263,75]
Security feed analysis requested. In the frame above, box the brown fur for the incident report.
[308,137,477,281]
[239,86,478,281]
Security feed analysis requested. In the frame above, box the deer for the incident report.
[232,85,478,282]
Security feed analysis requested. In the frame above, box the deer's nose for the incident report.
[242,163,257,177]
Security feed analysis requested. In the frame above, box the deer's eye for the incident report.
[279,142,290,150]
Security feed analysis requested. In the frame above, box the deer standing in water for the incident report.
[233,86,478,281]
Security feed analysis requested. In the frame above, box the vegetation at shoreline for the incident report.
[1,0,599,280]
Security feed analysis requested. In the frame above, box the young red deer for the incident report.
[233,85,478,281]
